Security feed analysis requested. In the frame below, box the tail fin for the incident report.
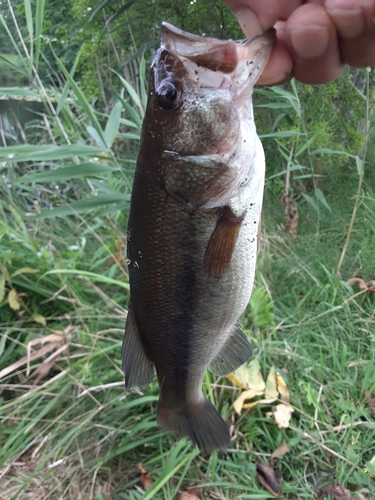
[157,398,230,454]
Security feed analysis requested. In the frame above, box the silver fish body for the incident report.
[122,23,275,454]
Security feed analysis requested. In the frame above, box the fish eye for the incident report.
[156,81,182,110]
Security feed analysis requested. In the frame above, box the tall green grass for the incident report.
[0,2,375,499]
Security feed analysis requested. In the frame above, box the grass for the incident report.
[0,53,29,87]
[1,3,375,499]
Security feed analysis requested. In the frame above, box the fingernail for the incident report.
[289,26,330,59]
[327,8,364,38]
[235,9,263,39]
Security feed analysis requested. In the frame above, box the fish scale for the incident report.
[122,22,275,454]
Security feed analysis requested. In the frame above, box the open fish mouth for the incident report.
[160,22,276,99]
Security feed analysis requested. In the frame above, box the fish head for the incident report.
[145,23,275,159]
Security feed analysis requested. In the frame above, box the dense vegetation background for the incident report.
[0,1,374,498]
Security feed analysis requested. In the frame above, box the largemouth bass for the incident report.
[122,23,275,454]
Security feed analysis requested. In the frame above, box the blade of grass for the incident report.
[105,101,123,148]
[0,144,106,162]
[29,193,130,218]
[40,269,130,289]
[35,0,46,71]
[13,163,120,184]
[51,47,106,142]
[24,0,34,70]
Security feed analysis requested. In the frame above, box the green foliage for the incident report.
[69,0,242,101]
[0,54,29,86]
[0,1,375,498]
[249,287,276,329]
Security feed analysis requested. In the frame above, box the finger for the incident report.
[279,0,324,20]
[326,0,375,67]
[258,22,294,84]
[223,0,280,38]
[285,4,345,83]
[279,0,304,20]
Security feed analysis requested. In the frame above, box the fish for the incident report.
[122,22,275,454]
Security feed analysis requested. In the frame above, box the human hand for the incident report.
[223,0,375,84]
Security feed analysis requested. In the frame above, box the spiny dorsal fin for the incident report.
[204,206,244,278]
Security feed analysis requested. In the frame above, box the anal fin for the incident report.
[208,324,253,376]
[204,206,244,278]
[122,300,154,391]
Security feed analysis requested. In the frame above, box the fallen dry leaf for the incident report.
[0,327,72,380]
[31,344,69,382]
[242,398,277,411]
[256,441,291,497]
[138,463,152,491]
[176,487,204,500]
[26,326,72,376]
[232,364,293,416]
[0,344,58,380]
[8,289,21,311]
[276,372,290,404]
[315,482,362,500]
[229,358,266,391]
[271,440,290,459]
[273,404,294,429]
[256,460,282,498]
[346,277,375,293]
[233,389,266,414]
[246,359,266,392]
[265,366,278,400]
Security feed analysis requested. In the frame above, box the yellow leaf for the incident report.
[32,313,46,326]
[0,275,5,303]
[228,358,265,392]
[8,289,21,311]
[233,388,265,414]
[273,404,294,428]
[265,366,278,400]
[11,267,40,277]
[276,372,290,404]
[243,398,277,411]
[247,358,266,392]
[227,371,248,390]
[0,266,11,283]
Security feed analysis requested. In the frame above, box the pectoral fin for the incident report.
[204,206,244,278]
[122,300,154,390]
[208,324,253,376]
